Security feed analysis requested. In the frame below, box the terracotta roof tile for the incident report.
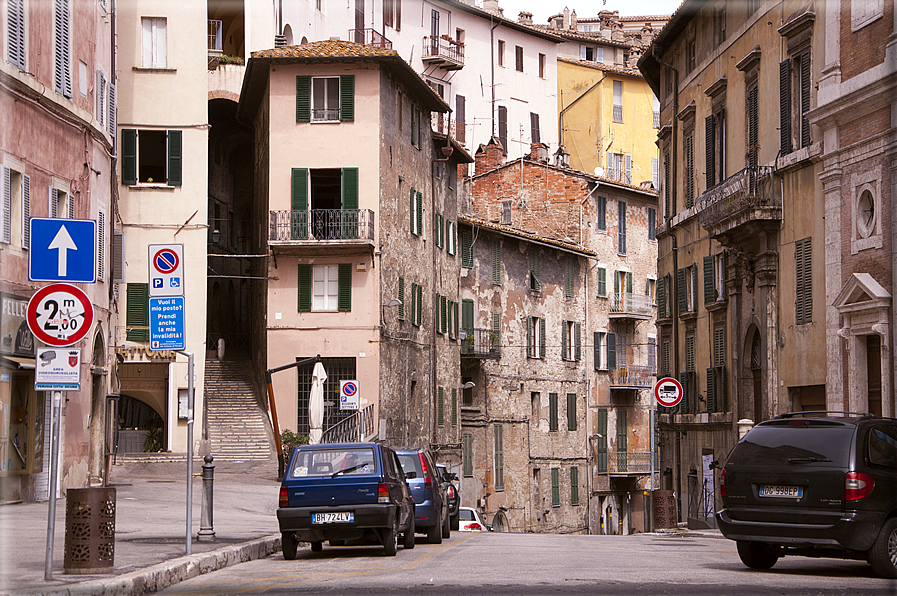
[558,57,644,78]
[252,39,399,60]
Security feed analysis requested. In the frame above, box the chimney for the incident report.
[518,11,533,26]
[529,143,549,163]
[570,10,578,31]
[563,7,570,30]
[475,137,506,176]
[483,0,503,17]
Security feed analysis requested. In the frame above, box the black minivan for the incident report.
[717,412,897,578]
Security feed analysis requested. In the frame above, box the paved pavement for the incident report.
[0,458,283,596]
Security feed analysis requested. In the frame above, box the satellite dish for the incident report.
[594,167,605,177]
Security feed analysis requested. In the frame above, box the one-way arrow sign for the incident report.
[29,218,97,283]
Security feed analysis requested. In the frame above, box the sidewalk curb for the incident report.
[7,535,282,596]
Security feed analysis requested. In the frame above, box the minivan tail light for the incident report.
[419,453,432,489]
[378,482,390,503]
[279,486,289,508]
[845,472,874,501]
[719,468,726,498]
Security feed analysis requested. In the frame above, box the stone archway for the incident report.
[740,323,763,423]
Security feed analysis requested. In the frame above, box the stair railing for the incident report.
[320,404,375,444]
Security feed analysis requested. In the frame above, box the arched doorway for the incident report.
[89,327,107,480]
[741,324,763,423]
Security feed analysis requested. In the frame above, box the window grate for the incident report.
[296,357,356,435]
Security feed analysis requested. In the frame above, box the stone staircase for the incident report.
[203,358,275,462]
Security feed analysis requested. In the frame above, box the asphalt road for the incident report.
[157,531,896,595]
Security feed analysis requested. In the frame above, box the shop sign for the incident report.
[1,293,34,357]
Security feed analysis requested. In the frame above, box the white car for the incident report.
[457,507,486,532]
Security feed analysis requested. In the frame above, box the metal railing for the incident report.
[599,451,653,474]
[421,36,465,67]
[688,469,717,522]
[653,111,660,128]
[697,166,779,228]
[312,108,340,122]
[270,209,375,242]
[460,328,500,358]
[608,364,656,387]
[613,104,623,123]
[609,292,654,317]
[347,28,392,49]
[431,115,465,144]
[208,20,222,54]
[321,403,375,444]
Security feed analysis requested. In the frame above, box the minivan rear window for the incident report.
[290,447,377,478]
[731,426,855,467]
[397,453,424,479]
[869,427,897,468]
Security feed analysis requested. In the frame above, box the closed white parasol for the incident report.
[308,361,327,444]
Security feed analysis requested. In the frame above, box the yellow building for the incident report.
[558,58,660,189]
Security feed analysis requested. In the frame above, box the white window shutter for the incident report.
[155,19,167,67]
[96,70,105,127]
[8,0,26,69]
[54,0,72,98]
[68,193,74,219]
[22,174,30,249]
[1,167,11,244]
[97,210,106,281]
[49,187,58,218]
[625,155,632,184]
[142,19,153,67]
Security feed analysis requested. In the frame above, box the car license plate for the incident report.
[312,511,355,524]
[759,484,803,498]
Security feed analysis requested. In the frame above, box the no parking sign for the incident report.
[340,380,359,411]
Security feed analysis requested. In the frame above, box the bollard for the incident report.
[197,455,216,541]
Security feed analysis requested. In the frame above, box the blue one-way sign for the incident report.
[29,218,97,283]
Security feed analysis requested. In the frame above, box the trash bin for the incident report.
[652,489,677,530]
[64,487,116,574]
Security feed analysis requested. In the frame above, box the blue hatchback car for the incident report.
[395,448,449,543]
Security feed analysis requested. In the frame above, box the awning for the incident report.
[0,355,36,370]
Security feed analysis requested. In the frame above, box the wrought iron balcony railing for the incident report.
[609,292,654,318]
[460,328,500,358]
[697,166,779,229]
[421,36,465,69]
[608,364,656,388]
[270,209,375,242]
[208,20,222,54]
[348,28,392,49]
[596,451,654,474]
[432,115,465,144]
[613,104,623,123]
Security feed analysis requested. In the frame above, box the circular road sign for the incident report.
[152,248,180,274]
[342,382,358,397]
[26,283,94,347]
[654,377,683,408]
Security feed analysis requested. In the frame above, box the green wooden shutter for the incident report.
[342,167,359,239]
[551,468,560,506]
[567,393,577,431]
[574,322,581,361]
[121,129,137,185]
[570,466,579,505]
[438,387,445,426]
[657,276,666,318]
[494,424,504,490]
[338,263,352,312]
[463,434,473,476]
[717,365,727,412]
[607,333,616,369]
[297,264,312,312]
[339,74,354,122]
[617,409,628,462]
[441,295,447,333]
[398,277,405,320]
[416,284,423,325]
[706,367,716,413]
[167,130,182,186]
[527,316,534,358]
[706,114,715,186]
[292,168,308,211]
[416,191,423,237]
[539,318,546,358]
[677,268,687,314]
[685,133,694,208]
[125,283,149,341]
[492,239,501,284]
[593,332,601,371]
[409,188,416,234]
[452,389,458,426]
[461,229,473,267]
[596,409,608,472]
[549,393,558,431]
[626,272,633,294]
[410,106,416,146]
[779,60,791,153]
[530,250,540,290]
[454,302,460,338]
[565,257,574,297]
[799,51,811,148]
[704,255,716,304]
[462,299,474,333]
[597,267,606,297]
[296,75,311,122]
[614,270,620,296]
[561,322,568,361]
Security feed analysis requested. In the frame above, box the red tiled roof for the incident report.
[558,57,644,78]
[252,39,398,60]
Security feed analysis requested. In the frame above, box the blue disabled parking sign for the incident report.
[29,218,97,283]
[149,297,185,350]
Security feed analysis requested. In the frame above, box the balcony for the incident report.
[269,209,375,256]
[432,115,465,144]
[460,328,500,359]
[596,452,654,475]
[421,36,465,70]
[608,292,654,320]
[697,166,781,243]
[609,364,655,389]
[208,20,222,68]
[348,28,392,49]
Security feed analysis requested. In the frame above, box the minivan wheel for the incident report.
[427,518,443,544]
[736,541,779,570]
[442,509,451,539]
[282,532,298,560]
[403,516,416,550]
[869,517,897,579]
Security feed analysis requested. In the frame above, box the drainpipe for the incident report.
[490,18,500,138]
[652,44,682,522]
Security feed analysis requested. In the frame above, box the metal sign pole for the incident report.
[178,351,194,555]
[44,390,62,580]
[650,392,656,532]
